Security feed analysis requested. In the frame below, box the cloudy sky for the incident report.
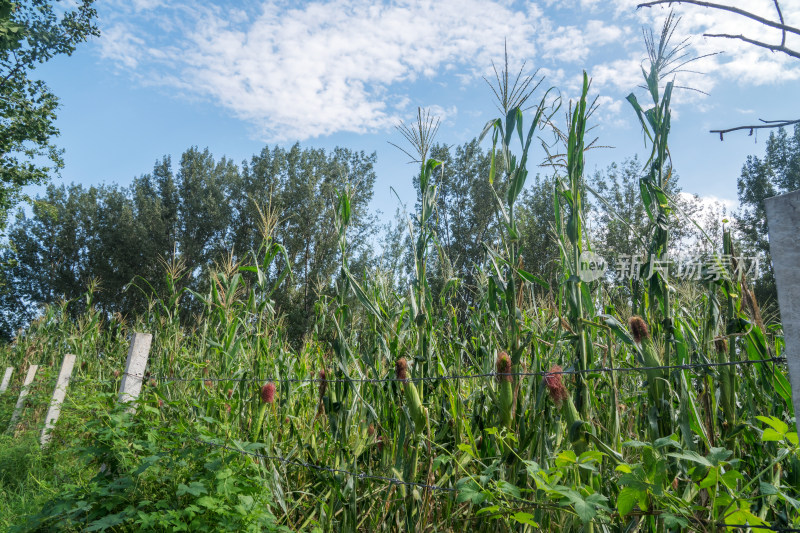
[34,0,800,218]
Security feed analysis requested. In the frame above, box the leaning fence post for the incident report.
[0,367,12,394]
[118,333,152,413]
[40,354,77,447]
[98,333,153,474]
[765,189,800,444]
[6,364,38,432]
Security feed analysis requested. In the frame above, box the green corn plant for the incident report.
[478,52,558,445]
[691,228,743,443]
[626,13,689,367]
[395,361,427,531]
[388,111,440,390]
[126,253,190,375]
[543,364,585,449]
[252,381,276,442]
[673,315,713,452]
[329,185,354,443]
[390,109,443,531]
[2,22,799,530]
[239,198,292,337]
[396,357,425,434]
[718,227,746,437]
[700,252,734,440]
[553,71,596,428]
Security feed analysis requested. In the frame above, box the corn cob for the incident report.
[496,352,513,429]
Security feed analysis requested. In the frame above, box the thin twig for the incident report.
[711,119,800,140]
[703,32,800,60]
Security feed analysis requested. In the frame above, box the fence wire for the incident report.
[133,356,786,385]
[0,356,788,388]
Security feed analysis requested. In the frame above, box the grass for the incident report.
[0,370,91,531]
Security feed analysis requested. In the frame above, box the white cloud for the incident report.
[533,18,627,64]
[101,0,559,140]
[580,0,800,118]
[679,192,737,213]
[590,55,644,93]
[130,0,164,10]
[425,105,458,125]
[99,24,146,69]
[97,0,800,141]
[595,95,622,114]
[585,19,625,46]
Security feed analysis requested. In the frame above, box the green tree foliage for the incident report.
[1,144,378,342]
[385,139,514,315]
[6,184,147,319]
[589,158,655,314]
[1,136,731,346]
[0,0,98,228]
[736,125,800,304]
[231,144,378,343]
[2,134,737,344]
[428,141,500,298]
[516,174,560,294]
[385,138,568,330]
[588,157,726,315]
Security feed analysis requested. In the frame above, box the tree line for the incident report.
[0,144,378,341]
[2,126,796,343]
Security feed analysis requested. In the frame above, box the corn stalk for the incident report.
[627,13,686,368]
[479,54,557,436]
[554,71,595,427]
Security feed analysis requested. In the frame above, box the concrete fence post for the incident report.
[98,333,153,474]
[765,189,800,444]
[0,367,12,394]
[40,354,77,447]
[7,365,38,432]
[118,333,152,413]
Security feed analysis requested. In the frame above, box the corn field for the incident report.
[0,18,798,533]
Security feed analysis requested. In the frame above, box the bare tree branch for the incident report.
[638,0,800,37]
[640,0,800,139]
[703,32,800,59]
[711,119,800,140]
[773,0,786,47]
[639,1,800,60]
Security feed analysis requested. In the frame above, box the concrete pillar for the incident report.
[7,365,38,432]
[118,333,152,413]
[40,354,77,446]
[0,367,12,394]
[765,189,800,444]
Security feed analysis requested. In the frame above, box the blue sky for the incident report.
[30,0,800,220]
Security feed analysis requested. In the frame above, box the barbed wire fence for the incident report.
[142,355,789,383]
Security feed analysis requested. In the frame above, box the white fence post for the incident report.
[7,365,38,432]
[0,367,12,394]
[40,354,77,447]
[118,333,152,413]
[765,189,800,444]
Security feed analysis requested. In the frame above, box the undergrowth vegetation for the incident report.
[0,16,798,533]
